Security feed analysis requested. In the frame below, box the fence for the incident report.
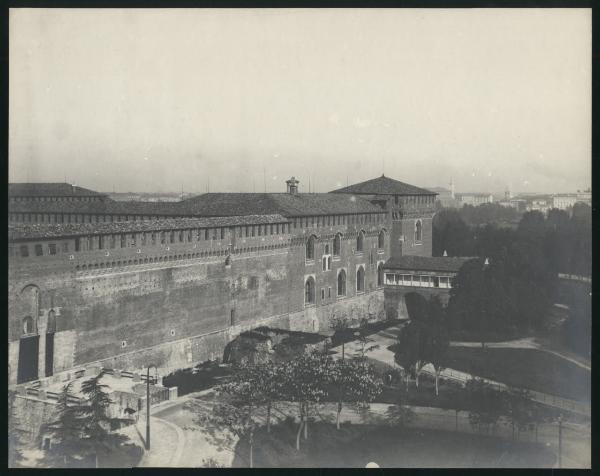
[264,401,590,469]
[419,365,590,417]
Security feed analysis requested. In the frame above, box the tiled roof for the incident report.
[9,183,107,197]
[9,200,185,216]
[9,192,383,218]
[181,193,384,217]
[8,215,289,241]
[330,175,436,196]
[384,255,477,273]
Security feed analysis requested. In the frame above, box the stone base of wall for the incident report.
[289,289,385,334]
[12,395,59,445]
[96,312,290,377]
[384,287,450,319]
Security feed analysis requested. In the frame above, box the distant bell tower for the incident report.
[449,179,455,199]
[286,177,299,195]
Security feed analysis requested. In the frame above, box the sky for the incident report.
[9,8,591,194]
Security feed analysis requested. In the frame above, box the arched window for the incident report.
[337,269,346,296]
[415,220,423,243]
[22,316,34,335]
[356,230,365,253]
[305,277,315,305]
[377,263,384,287]
[378,230,385,249]
[356,266,365,293]
[333,233,342,256]
[306,235,316,261]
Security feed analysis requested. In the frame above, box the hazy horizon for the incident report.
[9,9,591,195]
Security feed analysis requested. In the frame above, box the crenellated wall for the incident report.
[9,221,389,385]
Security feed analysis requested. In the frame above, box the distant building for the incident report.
[455,193,494,206]
[552,194,578,210]
[426,187,459,208]
[576,190,591,207]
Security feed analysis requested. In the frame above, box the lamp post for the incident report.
[558,414,563,468]
[146,364,158,451]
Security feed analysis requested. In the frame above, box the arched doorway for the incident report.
[17,285,41,384]
[45,309,56,377]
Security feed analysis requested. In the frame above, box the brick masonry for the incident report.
[8,217,404,385]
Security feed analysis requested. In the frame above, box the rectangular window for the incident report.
[230,309,236,327]
[35,244,43,256]
[270,224,274,235]
[99,236,105,249]
[328,287,331,298]
[20,245,29,257]
[121,235,126,248]
[245,226,249,238]
[251,226,256,237]
[258,225,262,236]
[62,242,69,253]
[221,228,225,239]
[321,288,325,300]
[48,244,57,255]
[205,229,209,240]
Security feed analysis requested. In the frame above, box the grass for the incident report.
[233,421,555,468]
[442,347,590,403]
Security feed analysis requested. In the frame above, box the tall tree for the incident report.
[278,352,332,450]
[78,372,129,467]
[423,297,450,396]
[197,364,266,468]
[330,314,351,360]
[43,383,88,467]
[465,378,507,434]
[327,359,383,430]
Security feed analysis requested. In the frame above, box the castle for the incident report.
[8,175,438,386]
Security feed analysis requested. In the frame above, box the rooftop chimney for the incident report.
[286,177,299,195]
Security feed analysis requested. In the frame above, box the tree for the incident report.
[196,364,266,468]
[351,326,380,361]
[424,297,450,396]
[393,322,421,390]
[78,372,130,467]
[249,361,285,433]
[505,388,539,441]
[464,378,507,434]
[330,314,351,360]
[42,383,88,467]
[327,359,383,430]
[277,352,332,450]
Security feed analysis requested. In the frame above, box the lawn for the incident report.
[442,347,590,403]
[233,421,555,468]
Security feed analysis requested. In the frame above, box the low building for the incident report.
[383,255,476,319]
[552,194,578,210]
[455,193,494,206]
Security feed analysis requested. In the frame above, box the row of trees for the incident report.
[434,203,591,277]
[434,204,591,339]
[198,351,383,467]
[464,379,555,440]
